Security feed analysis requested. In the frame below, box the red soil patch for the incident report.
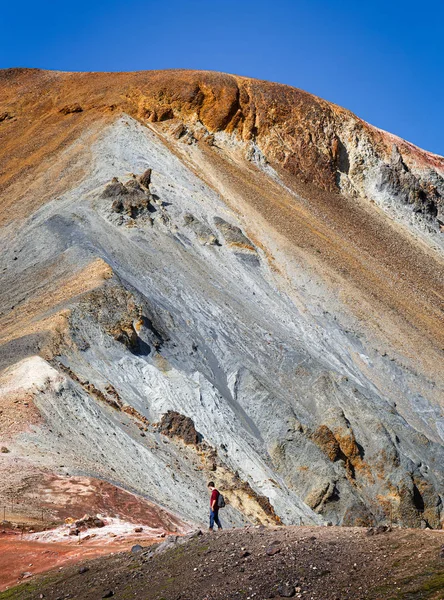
[0,472,186,531]
[0,471,190,592]
[0,529,158,592]
[32,474,185,529]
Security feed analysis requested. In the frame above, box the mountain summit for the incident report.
[0,68,443,530]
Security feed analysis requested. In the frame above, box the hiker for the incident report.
[208,481,223,531]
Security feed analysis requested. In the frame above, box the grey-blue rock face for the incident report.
[0,71,443,531]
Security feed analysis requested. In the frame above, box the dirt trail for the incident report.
[1,525,443,600]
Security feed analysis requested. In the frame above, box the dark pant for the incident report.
[209,509,222,529]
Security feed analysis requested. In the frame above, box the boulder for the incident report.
[1,520,12,528]
[159,411,202,445]
[138,168,152,189]
[213,217,256,252]
[184,529,203,540]
[75,515,105,529]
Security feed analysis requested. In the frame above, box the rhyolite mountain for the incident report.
[0,68,443,529]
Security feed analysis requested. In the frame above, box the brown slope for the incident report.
[1,67,443,374]
[1,68,443,226]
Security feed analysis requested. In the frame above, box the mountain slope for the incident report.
[0,68,443,530]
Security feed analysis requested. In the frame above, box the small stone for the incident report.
[277,583,296,598]
[59,104,83,115]
[79,566,89,574]
[102,591,114,598]
[266,545,281,556]
[131,544,143,554]
[1,447,9,453]
[134,527,143,533]
[0,111,14,122]
[171,123,186,139]
[183,213,195,225]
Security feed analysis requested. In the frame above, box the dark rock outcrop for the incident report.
[159,411,202,446]
[101,175,152,219]
[377,145,441,220]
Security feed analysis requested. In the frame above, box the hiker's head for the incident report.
[207,481,215,490]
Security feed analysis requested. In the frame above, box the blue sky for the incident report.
[1,0,443,155]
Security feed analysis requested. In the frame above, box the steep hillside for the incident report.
[0,68,443,531]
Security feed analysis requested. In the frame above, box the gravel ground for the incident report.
[1,525,443,600]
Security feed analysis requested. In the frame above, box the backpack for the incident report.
[217,492,226,508]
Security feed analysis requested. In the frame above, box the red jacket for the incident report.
[210,489,219,511]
